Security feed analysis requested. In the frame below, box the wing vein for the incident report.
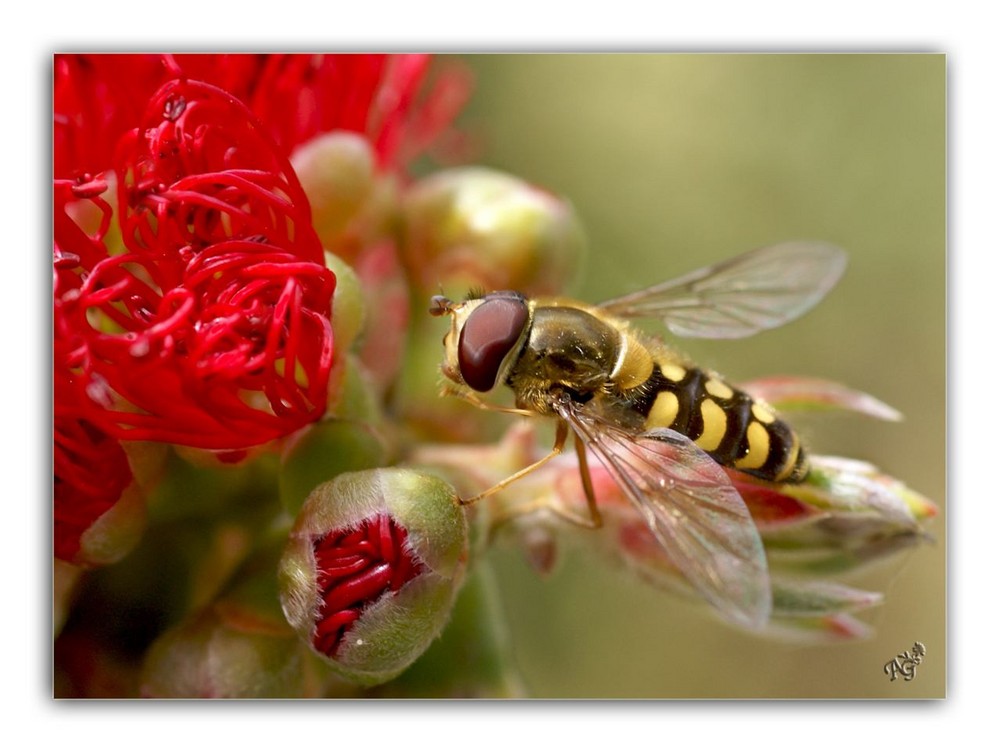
[551,395,772,628]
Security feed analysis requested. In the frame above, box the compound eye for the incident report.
[458,297,529,392]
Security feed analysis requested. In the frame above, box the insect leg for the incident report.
[572,432,604,528]
[459,421,569,505]
[441,383,535,417]
[536,432,605,529]
[473,429,604,536]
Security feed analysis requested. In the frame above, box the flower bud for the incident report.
[325,251,366,355]
[292,132,376,250]
[141,536,327,698]
[71,483,147,567]
[400,167,586,296]
[352,241,411,395]
[328,353,384,426]
[279,468,467,686]
[140,608,309,698]
[291,132,401,263]
[751,455,938,577]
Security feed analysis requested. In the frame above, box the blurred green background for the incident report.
[452,54,945,698]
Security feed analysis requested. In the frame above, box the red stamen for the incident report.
[313,609,361,657]
[57,78,336,452]
[310,515,426,657]
[320,562,394,614]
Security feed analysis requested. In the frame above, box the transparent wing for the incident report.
[554,397,772,629]
[598,240,847,339]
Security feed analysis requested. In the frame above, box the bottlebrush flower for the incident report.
[68,78,335,451]
[53,52,472,453]
[236,54,472,171]
[54,178,146,565]
[54,55,168,181]
[51,51,471,573]
[279,468,468,686]
[55,53,471,180]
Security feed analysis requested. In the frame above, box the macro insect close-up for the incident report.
[430,241,848,630]
[52,53,944,701]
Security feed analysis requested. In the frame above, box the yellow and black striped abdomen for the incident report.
[625,358,807,484]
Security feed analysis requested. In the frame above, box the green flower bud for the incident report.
[141,536,324,698]
[279,468,467,686]
[351,242,411,396]
[328,353,384,426]
[292,132,376,254]
[139,608,309,698]
[325,251,366,355]
[400,166,586,297]
[56,438,163,568]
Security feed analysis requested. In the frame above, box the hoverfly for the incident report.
[430,241,847,629]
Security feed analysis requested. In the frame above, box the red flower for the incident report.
[54,54,168,180]
[54,179,135,562]
[54,53,471,180]
[115,77,324,265]
[236,54,471,170]
[53,406,133,562]
[311,514,425,657]
[51,54,471,562]
[71,79,335,450]
[54,300,134,562]
[75,250,334,449]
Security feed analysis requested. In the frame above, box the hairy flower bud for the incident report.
[400,167,586,297]
[141,537,323,698]
[140,608,309,698]
[279,468,467,685]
